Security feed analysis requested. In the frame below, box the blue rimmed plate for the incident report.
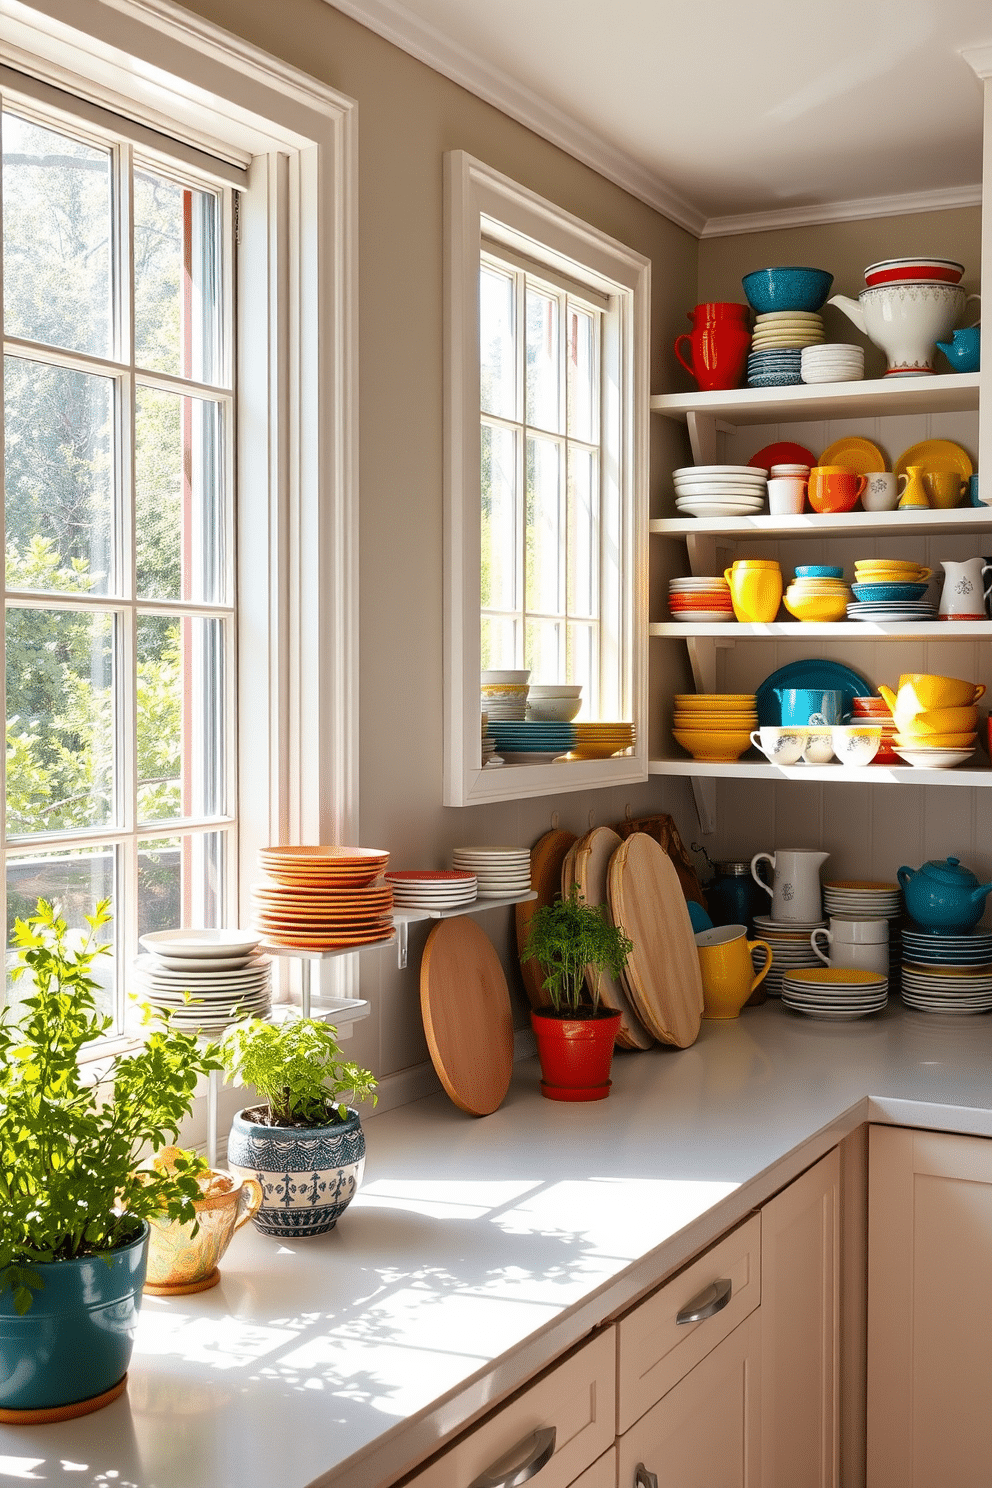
[756,659,872,727]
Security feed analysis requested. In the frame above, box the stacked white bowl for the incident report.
[452,845,531,898]
[800,344,865,384]
[526,683,582,722]
[673,464,768,518]
[481,669,529,721]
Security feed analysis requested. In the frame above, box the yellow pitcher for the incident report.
[695,924,773,1020]
[723,559,782,623]
[896,465,929,510]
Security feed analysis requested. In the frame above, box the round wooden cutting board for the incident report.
[573,827,653,1051]
[608,832,703,1048]
[421,917,514,1115]
[516,829,577,1009]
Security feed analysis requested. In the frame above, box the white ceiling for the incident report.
[328,0,991,234]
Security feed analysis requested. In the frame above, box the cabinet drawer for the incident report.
[402,1328,615,1488]
[617,1212,760,1432]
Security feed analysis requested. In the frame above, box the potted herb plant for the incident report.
[220,1016,377,1237]
[521,885,633,1102]
[0,899,221,1423]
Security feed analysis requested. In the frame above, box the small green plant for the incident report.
[0,899,221,1314]
[521,884,633,1016]
[219,1016,377,1127]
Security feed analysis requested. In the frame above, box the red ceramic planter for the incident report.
[530,1008,622,1101]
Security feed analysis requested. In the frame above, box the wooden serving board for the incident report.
[573,827,654,1051]
[516,829,577,1009]
[421,917,514,1115]
[608,832,703,1048]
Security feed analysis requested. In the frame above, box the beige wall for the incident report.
[176,0,702,1095]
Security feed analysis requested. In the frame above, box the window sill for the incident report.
[453,748,648,805]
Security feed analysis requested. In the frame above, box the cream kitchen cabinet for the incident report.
[867,1123,992,1488]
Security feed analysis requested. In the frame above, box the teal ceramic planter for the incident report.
[0,1222,148,1415]
[227,1106,366,1237]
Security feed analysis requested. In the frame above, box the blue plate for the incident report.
[756,659,872,726]
[851,582,929,602]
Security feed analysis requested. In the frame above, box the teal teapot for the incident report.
[897,856,992,932]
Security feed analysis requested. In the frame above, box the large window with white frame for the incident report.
[1,87,235,1028]
[444,150,650,807]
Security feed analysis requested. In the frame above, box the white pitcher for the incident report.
[751,849,829,923]
[939,558,992,619]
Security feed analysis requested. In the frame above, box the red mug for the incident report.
[674,315,751,392]
[687,302,751,322]
[807,465,868,514]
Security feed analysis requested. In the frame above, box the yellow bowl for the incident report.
[673,728,753,762]
[674,714,758,729]
[783,590,849,622]
[892,705,979,736]
[892,673,985,711]
[892,731,977,750]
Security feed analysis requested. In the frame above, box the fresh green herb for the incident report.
[521,884,633,1015]
[0,899,221,1314]
[219,1016,377,1127]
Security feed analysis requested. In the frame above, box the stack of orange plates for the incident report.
[252,845,393,949]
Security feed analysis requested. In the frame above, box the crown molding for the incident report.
[321,0,705,234]
[701,183,983,239]
[961,43,992,79]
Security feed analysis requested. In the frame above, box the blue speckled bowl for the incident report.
[742,267,834,314]
[851,582,929,602]
[795,565,843,579]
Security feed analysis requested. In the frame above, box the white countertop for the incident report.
[4,1000,992,1488]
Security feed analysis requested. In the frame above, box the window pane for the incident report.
[134,169,221,383]
[5,357,114,596]
[526,289,560,433]
[135,386,224,602]
[481,422,517,612]
[6,848,116,1020]
[3,113,112,357]
[480,266,514,420]
[567,307,596,443]
[525,436,562,616]
[567,446,598,618]
[524,619,562,685]
[137,614,225,825]
[567,622,597,716]
[138,831,224,936]
[6,606,115,836]
[481,615,516,673]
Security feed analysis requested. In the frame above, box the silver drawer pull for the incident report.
[675,1276,732,1325]
[635,1466,659,1488]
[468,1426,556,1488]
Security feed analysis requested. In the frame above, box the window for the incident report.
[444,151,650,806]
[0,0,358,1031]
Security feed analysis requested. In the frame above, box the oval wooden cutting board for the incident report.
[573,827,654,1051]
[608,832,703,1048]
[421,917,514,1116]
[515,829,577,1009]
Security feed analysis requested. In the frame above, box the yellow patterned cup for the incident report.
[695,924,773,1019]
[144,1170,263,1295]
[723,561,783,623]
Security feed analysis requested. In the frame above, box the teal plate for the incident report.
[756,659,872,726]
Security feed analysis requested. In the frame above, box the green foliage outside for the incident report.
[219,1016,378,1127]
[521,884,633,1016]
[0,899,221,1314]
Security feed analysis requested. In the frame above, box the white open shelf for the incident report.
[393,892,537,967]
[649,758,992,788]
[650,372,980,426]
[651,621,992,640]
[651,507,992,539]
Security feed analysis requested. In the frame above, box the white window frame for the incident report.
[444,149,649,807]
[0,0,358,1003]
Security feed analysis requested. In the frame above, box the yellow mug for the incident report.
[723,561,782,623]
[695,924,773,1020]
[924,470,966,509]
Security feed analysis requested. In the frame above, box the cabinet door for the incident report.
[616,1312,761,1488]
[761,1147,840,1488]
[868,1124,992,1488]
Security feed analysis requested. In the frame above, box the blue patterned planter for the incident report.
[226,1107,366,1237]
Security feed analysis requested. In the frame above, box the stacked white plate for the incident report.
[452,845,531,898]
[481,670,530,721]
[668,575,734,623]
[801,344,865,384]
[673,465,768,519]
[752,914,825,997]
[481,715,500,766]
[847,597,938,623]
[900,961,992,1014]
[822,881,902,920]
[134,929,270,1033]
[782,967,888,1020]
[386,869,478,911]
[751,310,825,351]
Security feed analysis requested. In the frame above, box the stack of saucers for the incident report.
[747,346,803,388]
[569,721,636,758]
[847,581,937,624]
[668,575,734,622]
[900,927,992,1013]
[782,967,888,1020]
[133,929,271,1033]
[252,845,393,949]
[673,693,757,763]
[385,869,478,911]
[481,714,500,766]
[485,719,576,761]
[673,465,768,518]
[822,880,903,920]
[752,915,825,997]
[452,845,531,898]
[750,311,824,385]
[481,670,529,721]
[801,344,865,384]
[850,698,899,763]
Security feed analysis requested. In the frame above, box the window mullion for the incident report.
[118,140,138,1021]
[514,266,526,668]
